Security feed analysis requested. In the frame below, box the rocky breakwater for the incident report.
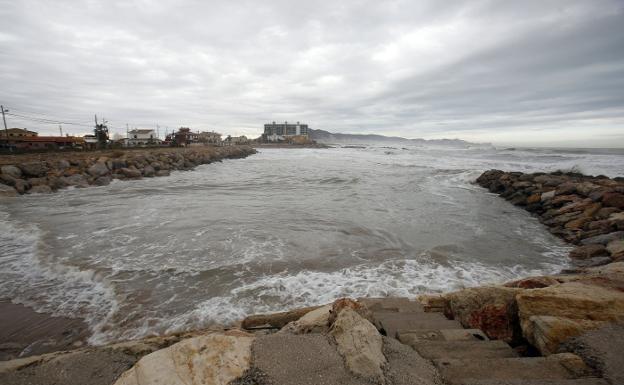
[476,169,624,267]
[0,146,256,196]
[419,262,624,365]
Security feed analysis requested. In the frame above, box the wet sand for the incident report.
[0,301,89,360]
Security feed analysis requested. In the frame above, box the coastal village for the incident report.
[0,120,314,152]
[0,120,318,196]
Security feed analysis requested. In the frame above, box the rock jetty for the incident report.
[0,146,256,196]
[476,169,624,267]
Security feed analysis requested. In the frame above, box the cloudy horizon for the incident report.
[1,0,623,147]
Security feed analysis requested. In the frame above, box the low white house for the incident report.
[126,129,161,147]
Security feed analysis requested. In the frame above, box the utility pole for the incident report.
[1,105,10,152]
[59,124,63,137]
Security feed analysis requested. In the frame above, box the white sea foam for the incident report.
[0,210,119,345]
[90,252,569,343]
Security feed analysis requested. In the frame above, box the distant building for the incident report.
[224,135,249,145]
[83,135,98,150]
[166,127,200,146]
[199,131,222,145]
[125,129,160,147]
[262,121,309,142]
[0,127,86,150]
[0,128,38,139]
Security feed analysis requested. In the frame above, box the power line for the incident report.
[4,112,93,127]
[8,107,93,124]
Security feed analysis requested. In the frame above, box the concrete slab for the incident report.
[435,356,588,385]
[459,379,610,385]
[411,340,518,359]
[374,312,463,338]
[562,323,624,385]
[358,297,424,313]
[250,334,368,385]
[382,337,444,385]
[397,328,489,343]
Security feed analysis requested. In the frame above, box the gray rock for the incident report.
[0,184,18,197]
[28,177,48,186]
[155,170,170,177]
[57,160,70,170]
[94,176,112,186]
[142,165,155,177]
[87,162,109,177]
[541,190,556,202]
[581,231,624,246]
[111,159,127,170]
[14,179,29,194]
[27,185,53,194]
[569,244,608,260]
[571,256,613,268]
[19,162,46,177]
[62,174,89,188]
[1,165,22,178]
[120,168,141,178]
[0,173,17,186]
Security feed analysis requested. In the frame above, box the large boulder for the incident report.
[279,304,332,334]
[0,184,17,197]
[329,308,386,382]
[328,297,373,326]
[19,162,46,177]
[27,185,53,194]
[603,193,624,209]
[142,165,155,177]
[87,162,109,177]
[581,231,624,246]
[114,331,254,385]
[524,315,604,355]
[62,174,89,188]
[569,244,608,260]
[120,168,142,179]
[607,240,624,256]
[1,165,22,179]
[516,281,624,355]
[443,286,523,343]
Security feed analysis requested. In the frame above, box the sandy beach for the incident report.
[0,301,88,361]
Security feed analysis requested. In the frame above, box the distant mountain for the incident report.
[309,129,474,147]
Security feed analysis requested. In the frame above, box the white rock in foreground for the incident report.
[114,331,254,385]
[279,304,332,334]
[329,308,387,382]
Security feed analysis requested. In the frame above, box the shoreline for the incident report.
[0,301,89,361]
[0,145,256,196]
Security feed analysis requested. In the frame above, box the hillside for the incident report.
[309,129,473,147]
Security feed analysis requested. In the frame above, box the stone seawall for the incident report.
[476,170,624,267]
[0,146,256,196]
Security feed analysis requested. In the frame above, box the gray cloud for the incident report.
[0,0,623,146]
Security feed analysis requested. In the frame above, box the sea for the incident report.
[1,144,623,344]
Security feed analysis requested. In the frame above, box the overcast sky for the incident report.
[1,0,623,146]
